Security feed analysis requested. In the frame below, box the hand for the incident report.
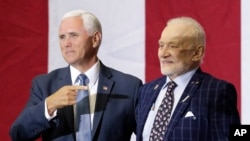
[46,85,87,115]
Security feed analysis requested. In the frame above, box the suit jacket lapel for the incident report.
[145,82,164,114]
[164,68,204,139]
[56,66,72,87]
[92,62,114,137]
[138,77,166,136]
[56,67,76,138]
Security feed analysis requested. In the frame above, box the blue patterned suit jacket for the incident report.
[10,62,142,141]
[136,68,240,141]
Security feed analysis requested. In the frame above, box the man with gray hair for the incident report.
[136,17,240,141]
[10,10,142,141]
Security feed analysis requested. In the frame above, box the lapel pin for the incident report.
[181,95,190,103]
[191,80,199,85]
[154,84,159,90]
[102,86,108,91]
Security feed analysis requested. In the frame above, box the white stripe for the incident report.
[241,0,250,124]
[48,0,145,83]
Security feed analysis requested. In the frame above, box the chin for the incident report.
[160,69,172,76]
[65,59,76,65]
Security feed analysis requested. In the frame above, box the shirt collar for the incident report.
[163,68,198,89]
[70,60,100,86]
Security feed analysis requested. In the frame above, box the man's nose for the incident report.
[159,47,171,57]
[64,36,72,47]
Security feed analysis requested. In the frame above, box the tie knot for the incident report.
[167,81,177,91]
[76,74,89,85]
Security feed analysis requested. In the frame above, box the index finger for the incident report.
[70,85,88,90]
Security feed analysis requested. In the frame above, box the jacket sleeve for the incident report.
[9,77,57,141]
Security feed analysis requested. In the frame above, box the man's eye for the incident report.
[169,44,178,48]
[59,35,65,40]
[159,43,164,48]
[71,33,78,37]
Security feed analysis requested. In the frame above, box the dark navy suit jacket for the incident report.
[10,62,142,141]
[136,68,240,141]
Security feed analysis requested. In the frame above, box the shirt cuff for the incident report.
[45,99,57,121]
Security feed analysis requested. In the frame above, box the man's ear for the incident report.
[192,46,204,61]
[92,32,102,48]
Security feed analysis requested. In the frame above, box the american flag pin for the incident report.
[103,86,108,91]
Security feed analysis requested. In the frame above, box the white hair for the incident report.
[167,17,206,48]
[62,10,102,36]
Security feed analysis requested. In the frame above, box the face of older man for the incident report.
[59,16,98,71]
[158,23,203,79]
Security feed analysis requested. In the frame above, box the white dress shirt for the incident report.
[70,61,100,127]
[142,69,197,141]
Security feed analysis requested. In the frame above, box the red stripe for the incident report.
[0,0,48,140]
[145,0,241,113]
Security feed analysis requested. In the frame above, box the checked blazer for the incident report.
[136,68,241,141]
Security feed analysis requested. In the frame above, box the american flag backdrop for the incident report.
[1,0,249,140]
